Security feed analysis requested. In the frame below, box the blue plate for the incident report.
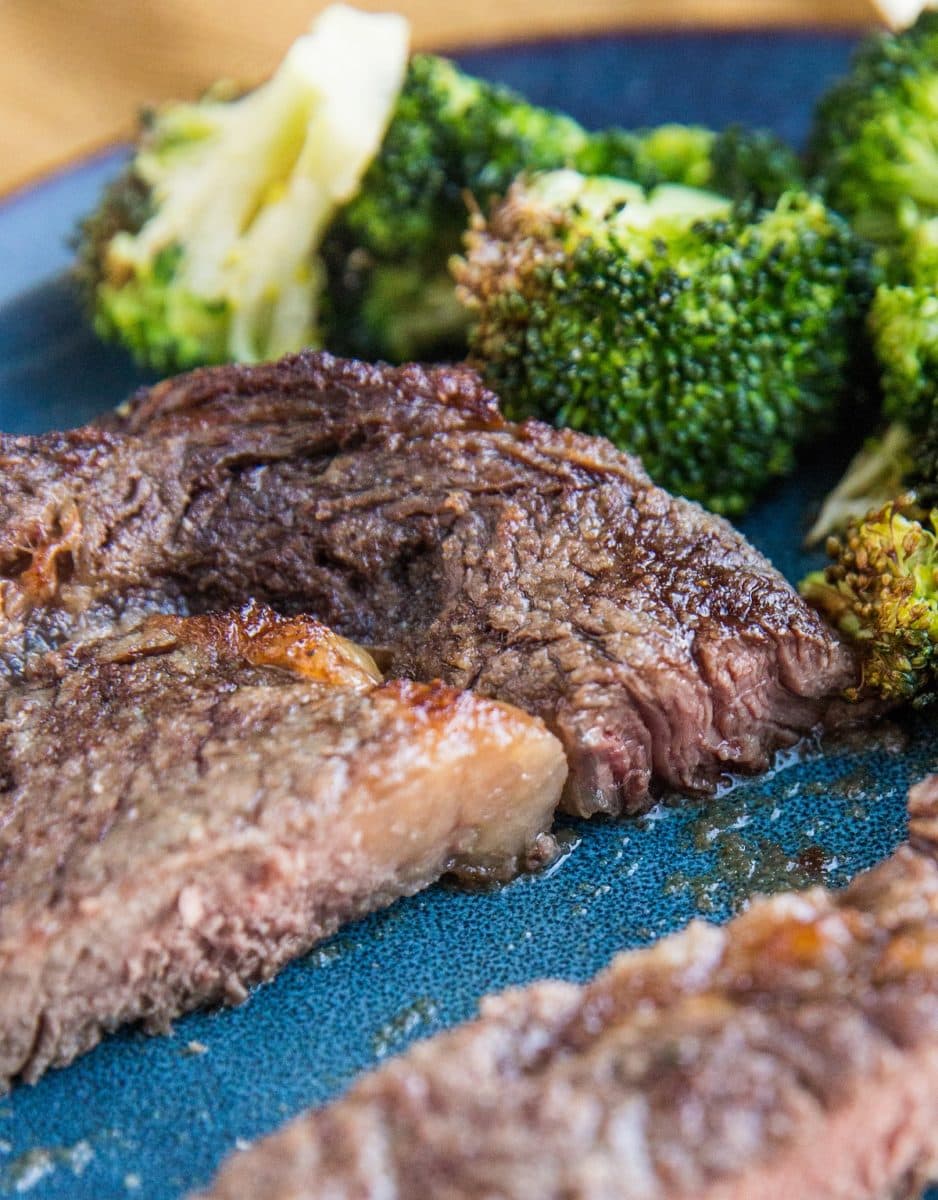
[3,30,937,1200]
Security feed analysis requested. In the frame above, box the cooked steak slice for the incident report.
[0,603,564,1089]
[195,777,938,1200]
[0,352,856,815]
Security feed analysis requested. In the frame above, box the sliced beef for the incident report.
[0,603,564,1088]
[195,776,938,1200]
[0,352,857,815]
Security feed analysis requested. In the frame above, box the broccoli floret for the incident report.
[806,218,938,544]
[868,221,938,429]
[871,281,938,428]
[577,125,713,190]
[335,53,589,261]
[580,123,804,208]
[808,11,938,250]
[454,170,877,515]
[324,100,803,361]
[801,498,938,703]
[320,53,590,360]
[75,5,410,372]
[78,7,814,371]
[322,259,469,364]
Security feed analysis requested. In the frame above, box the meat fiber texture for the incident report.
[0,604,564,1089]
[195,775,938,1200]
[0,352,857,815]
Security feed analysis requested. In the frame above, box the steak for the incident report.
[0,352,856,815]
[196,776,938,1200]
[0,603,564,1088]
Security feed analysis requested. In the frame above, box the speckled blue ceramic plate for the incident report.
[2,29,936,1200]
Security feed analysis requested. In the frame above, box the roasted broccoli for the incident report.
[454,170,877,515]
[808,10,938,251]
[580,122,804,209]
[75,5,411,371]
[801,498,938,703]
[805,220,938,544]
[77,3,812,372]
[76,21,593,370]
[324,109,804,360]
[319,51,590,360]
[76,8,810,372]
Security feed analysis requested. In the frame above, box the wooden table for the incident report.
[1,0,882,197]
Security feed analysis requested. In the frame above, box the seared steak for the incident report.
[196,776,938,1200]
[0,352,856,814]
[0,603,564,1088]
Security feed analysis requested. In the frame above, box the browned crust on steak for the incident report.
[195,776,938,1200]
[0,603,565,1088]
[0,352,857,814]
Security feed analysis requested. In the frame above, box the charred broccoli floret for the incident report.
[801,498,938,703]
[327,109,804,360]
[454,171,877,515]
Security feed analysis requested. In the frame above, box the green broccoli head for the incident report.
[808,10,938,249]
[801,499,938,703]
[870,282,938,429]
[75,5,410,372]
[862,214,938,430]
[320,69,804,362]
[320,53,589,361]
[805,270,938,546]
[334,53,589,263]
[806,198,938,545]
[579,123,803,208]
[575,125,713,191]
[454,170,877,515]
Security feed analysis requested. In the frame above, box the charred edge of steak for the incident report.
[115,355,507,435]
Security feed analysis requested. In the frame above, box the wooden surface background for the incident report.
[2,0,883,197]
